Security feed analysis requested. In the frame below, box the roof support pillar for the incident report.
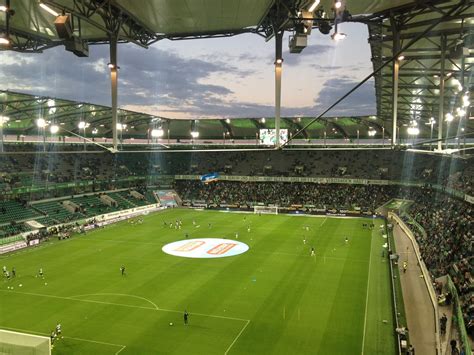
[438,34,446,151]
[391,17,400,147]
[274,31,283,148]
[109,35,118,152]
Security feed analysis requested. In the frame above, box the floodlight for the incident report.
[331,32,346,41]
[368,128,376,137]
[334,1,342,9]
[261,118,266,123]
[225,118,231,124]
[275,58,283,65]
[0,36,10,45]
[190,131,199,139]
[0,116,9,126]
[0,5,7,12]
[151,128,164,138]
[39,2,59,16]
[36,118,47,128]
[407,126,419,135]
[116,123,127,130]
[462,94,470,107]
[308,0,320,12]
[445,113,454,122]
[456,107,466,117]
[78,121,87,129]
[91,128,98,135]
[397,55,405,61]
[50,125,59,134]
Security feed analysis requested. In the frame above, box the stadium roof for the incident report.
[3,89,471,141]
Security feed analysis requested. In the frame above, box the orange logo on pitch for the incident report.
[174,241,205,252]
[207,243,237,255]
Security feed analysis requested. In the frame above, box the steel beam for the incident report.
[438,35,446,151]
[110,35,118,152]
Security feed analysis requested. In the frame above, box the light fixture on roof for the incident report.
[116,123,127,130]
[190,131,199,139]
[151,128,164,138]
[462,94,470,107]
[397,55,405,61]
[445,113,454,122]
[407,126,419,135]
[334,0,342,9]
[456,107,466,117]
[0,5,7,12]
[107,63,120,70]
[225,118,231,124]
[0,34,10,45]
[0,116,9,126]
[261,117,266,123]
[36,118,47,128]
[275,58,283,65]
[91,128,98,135]
[308,0,320,12]
[331,32,346,41]
[78,121,87,129]
[50,124,59,134]
[368,128,376,137]
[39,2,59,16]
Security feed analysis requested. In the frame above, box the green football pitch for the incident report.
[0,209,396,354]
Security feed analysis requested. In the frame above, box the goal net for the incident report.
[253,205,278,215]
[0,329,51,355]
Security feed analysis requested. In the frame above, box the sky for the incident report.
[0,22,375,119]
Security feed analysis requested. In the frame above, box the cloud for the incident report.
[312,77,376,116]
[0,43,244,109]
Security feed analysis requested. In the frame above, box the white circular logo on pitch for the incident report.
[162,238,249,259]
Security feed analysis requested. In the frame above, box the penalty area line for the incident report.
[224,320,250,355]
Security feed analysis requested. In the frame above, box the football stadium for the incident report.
[0,1,472,354]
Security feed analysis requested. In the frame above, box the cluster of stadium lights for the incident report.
[445,93,470,122]
[307,0,346,41]
[0,4,13,45]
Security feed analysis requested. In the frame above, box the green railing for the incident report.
[446,275,472,355]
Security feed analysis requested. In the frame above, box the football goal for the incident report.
[0,329,51,355]
[253,205,279,215]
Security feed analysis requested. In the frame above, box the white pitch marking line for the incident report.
[115,345,127,355]
[319,217,327,227]
[70,293,159,310]
[361,230,374,355]
[0,289,248,323]
[0,325,125,351]
[224,320,250,355]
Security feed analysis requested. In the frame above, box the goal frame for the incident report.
[0,328,51,355]
[253,205,279,215]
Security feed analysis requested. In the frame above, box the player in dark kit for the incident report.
[184,310,189,325]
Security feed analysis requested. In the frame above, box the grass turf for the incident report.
[0,209,396,354]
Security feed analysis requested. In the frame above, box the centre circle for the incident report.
[162,238,249,259]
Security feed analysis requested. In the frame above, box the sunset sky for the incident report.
[0,22,375,119]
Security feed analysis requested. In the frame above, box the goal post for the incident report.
[253,205,279,215]
[0,329,51,355]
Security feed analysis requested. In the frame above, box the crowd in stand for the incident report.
[0,143,472,195]
[176,180,393,211]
